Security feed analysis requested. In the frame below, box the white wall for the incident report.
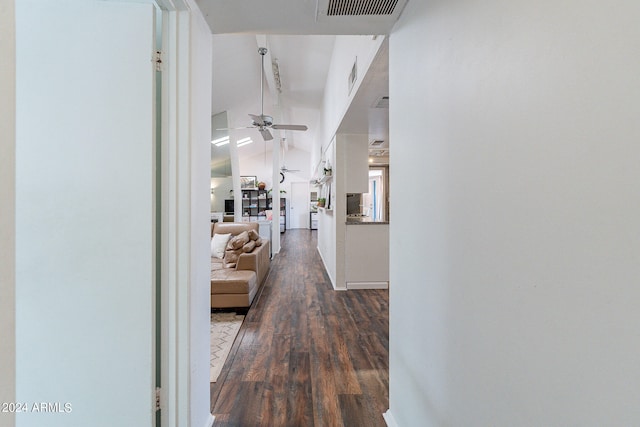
[0,1,16,425]
[313,36,386,289]
[188,5,213,427]
[316,137,337,287]
[15,2,156,425]
[210,177,232,212]
[239,146,311,195]
[389,1,640,426]
[311,35,385,171]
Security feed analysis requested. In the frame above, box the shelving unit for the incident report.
[225,189,287,232]
[241,189,270,222]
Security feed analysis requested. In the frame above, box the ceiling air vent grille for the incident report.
[327,0,399,16]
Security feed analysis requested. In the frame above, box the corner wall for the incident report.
[389,1,640,425]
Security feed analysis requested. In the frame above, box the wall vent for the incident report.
[372,96,389,108]
[370,139,385,146]
[316,0,407,23]
[327,0,399,16]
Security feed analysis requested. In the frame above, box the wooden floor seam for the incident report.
[210,229,389,427]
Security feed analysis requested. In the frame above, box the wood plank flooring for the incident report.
[210,229,389,427]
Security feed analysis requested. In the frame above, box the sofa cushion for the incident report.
[224,248,243,265]
[211,257,224,270]
[211,233,231,259]
[213,222,258,237]
[227,231,250,250]
[210,269,256,294]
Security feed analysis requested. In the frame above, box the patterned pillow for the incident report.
[242,240,256,253]
[248,229,260,241]
[226,231,250,250]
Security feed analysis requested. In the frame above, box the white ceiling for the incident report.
[202,0,396,161]
[197,0,406,35]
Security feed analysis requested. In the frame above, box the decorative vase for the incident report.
[258,182,266,190]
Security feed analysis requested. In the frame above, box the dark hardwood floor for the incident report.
[210,229,389,427]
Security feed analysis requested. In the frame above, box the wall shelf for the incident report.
[318,174,333,184]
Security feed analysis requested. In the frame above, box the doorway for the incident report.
[289,181,310,229]
[363,167,389,221]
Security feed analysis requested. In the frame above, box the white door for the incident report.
[16,1,157,425]
[290,182,310,229]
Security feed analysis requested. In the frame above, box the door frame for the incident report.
[154,1,213,426]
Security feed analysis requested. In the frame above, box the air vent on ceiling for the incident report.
[372,96,389,108]
[316,0,407,23]
[327,0,398,16]
[370,139,385,146]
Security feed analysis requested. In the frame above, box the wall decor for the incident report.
[240,176,257,189]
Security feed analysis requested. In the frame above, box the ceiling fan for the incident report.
[242,47,308,142]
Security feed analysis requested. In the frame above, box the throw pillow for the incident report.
[248,229,260,241]
[242,240,256,253]
[254,237,263,247]
[211,233,231,259]
[227,231,250,250]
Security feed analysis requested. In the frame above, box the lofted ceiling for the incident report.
[201,0,398,162]
[211,34,336,158]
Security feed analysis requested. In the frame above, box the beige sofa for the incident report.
[210,222,270,310]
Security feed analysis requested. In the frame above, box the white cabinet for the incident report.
[310,212,318,230]
[258,220,272,258]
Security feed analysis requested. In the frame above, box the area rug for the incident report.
[210,312,244,382]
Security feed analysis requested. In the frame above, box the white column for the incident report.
[229,134,242,222]
[271,137,281,253]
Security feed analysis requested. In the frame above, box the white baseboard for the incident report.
[383,409,399,427]
[204,413,215,427]
[316,246,337,290]
[347,281,389,290]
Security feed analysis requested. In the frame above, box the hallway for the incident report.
[210,229,389,426]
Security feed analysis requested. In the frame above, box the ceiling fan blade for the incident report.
[259,129,273,141]
[272,124,308,131]
[249,114,265,126]
[216,126,255,130]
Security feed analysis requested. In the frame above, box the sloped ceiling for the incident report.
[202,0,397,161]
[211,34,335,157]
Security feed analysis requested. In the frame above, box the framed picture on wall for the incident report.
[240,176,257,189]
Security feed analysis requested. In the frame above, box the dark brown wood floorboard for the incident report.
[210,229,389,427]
